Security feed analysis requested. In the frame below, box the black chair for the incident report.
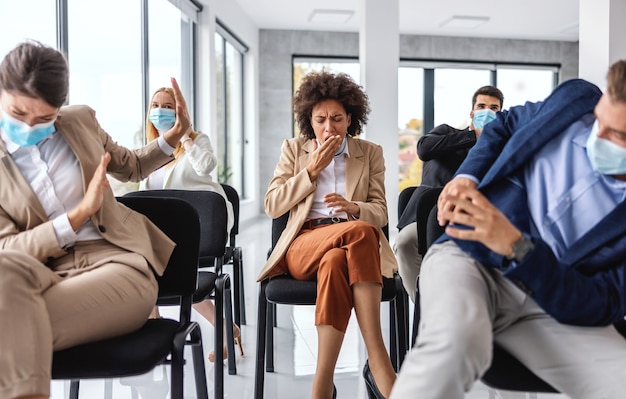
[51,196,209,399]
[221,183,246,326]
[124,189,237,378]
[404,188,560,394]
[254,213,408,399]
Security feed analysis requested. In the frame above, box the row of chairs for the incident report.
[51,186,245,399]
[49,183,570,397]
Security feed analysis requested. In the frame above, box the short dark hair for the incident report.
[607,60,626,104]
[0,41,69,108]
[472,85,504,109]
[293,71,370,139]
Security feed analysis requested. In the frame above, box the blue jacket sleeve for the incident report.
[503,236,626,326]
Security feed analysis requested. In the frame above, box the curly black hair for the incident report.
[294,71,370,139]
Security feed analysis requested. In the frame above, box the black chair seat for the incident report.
[265,275,398,305]
[480,343,558,392]
[52,319,180,379]
[157,271,218,306]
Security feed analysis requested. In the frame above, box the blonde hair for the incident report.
[146,87,197,160]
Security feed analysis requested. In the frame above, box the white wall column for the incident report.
[579,0,626,89]
[359,0,400,230]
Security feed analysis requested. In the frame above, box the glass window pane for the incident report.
[496,67,555,108]
[434,68,491,129]
[68,0,142,150]
[398,67,424,190]
[0,1,56,59]
[68,0,142,195]
[216,31,247,198]
[225,42,244,195]
[148,0,185,102]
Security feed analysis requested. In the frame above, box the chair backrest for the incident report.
[413,186,443,255]
[124,190,228,261]
[116,196,200,298]
[398,186,417,219]
[221,183,240,239]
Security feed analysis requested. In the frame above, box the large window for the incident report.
[148,0,196,120]
[68,0,143,150]
[399,61,558,188]
[215,23,247,198]
[398,67,425,191]
[0,1,56,59]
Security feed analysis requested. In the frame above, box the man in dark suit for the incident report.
[391,61,626,399]
[395,86,504,301]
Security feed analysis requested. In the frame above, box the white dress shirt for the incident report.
[306,142,349,220]
[0,128,175,249]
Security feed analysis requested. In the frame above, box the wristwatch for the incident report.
[505,235,534,263]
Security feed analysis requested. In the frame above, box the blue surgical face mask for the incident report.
[472,109,497,130]
[149,108,176,132]
[0,110,56,147]
[586,120,626,175]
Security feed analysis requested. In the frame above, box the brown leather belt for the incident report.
[302,217,348,230]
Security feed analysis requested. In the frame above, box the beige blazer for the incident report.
[0,105,175,275]
[257,135,398,282]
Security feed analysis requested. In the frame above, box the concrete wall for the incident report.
[258,29,579,212]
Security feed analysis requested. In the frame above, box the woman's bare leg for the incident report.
[353,282,396,397]
[312,325,343,399]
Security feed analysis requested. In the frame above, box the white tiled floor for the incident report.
[51,216,567,399]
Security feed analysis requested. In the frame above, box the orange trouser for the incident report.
[285,220,382,332]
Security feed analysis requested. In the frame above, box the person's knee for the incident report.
[319,248,348,273]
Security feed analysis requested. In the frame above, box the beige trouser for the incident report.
[393,222,422,302]
[0,241,158,399]
[391,240,626,399]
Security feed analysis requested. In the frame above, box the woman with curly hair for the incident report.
[257,71,397,399]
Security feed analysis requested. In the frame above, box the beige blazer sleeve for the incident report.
[257,136,397,282]
[0,105,175,275]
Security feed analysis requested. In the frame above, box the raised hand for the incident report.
[68,153,111,232]
[163,77,192,147]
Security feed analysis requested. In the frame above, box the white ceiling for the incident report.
[232,0,580,42]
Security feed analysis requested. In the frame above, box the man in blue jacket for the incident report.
[391,60,626,399]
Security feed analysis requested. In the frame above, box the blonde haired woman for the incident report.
[142,86,241,362]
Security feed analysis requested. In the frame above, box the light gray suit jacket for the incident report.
[0,105,175,275]
[257,135,397,282]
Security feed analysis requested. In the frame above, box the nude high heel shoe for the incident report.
[208,324,244,362]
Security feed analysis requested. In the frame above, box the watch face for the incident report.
[512,237,534,263]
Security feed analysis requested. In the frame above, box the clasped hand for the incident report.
[437,177,521,257]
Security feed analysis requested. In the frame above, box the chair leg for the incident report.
[396,276,409,368]
[232,251,242,327]
[171,331,186,399]
[224,276,238,375]
[266,301,275,372]
[69,380,79,399]
[104,379,113,399]
[235,247,247,325]
[389,299,398,371]
[254,281,268,399]
[412,286,420,348]
[215,274,227,399]
[190,324,209,399]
